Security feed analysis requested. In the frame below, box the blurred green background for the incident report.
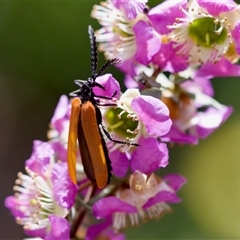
[0,1,240,239]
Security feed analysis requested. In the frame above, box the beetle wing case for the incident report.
[67,98,81,185]
[80,101,110,189]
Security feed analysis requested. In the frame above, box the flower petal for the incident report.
[148,0,187,34]
[86,218,125,240]
[133,20,161,65]
[196,106,233,138]
[130,137,169,174]
[113,0,147,19]
[4,196,25,218]
[162,125,199,145]
[110,150,129,178]
[93,197,137,219]
[197,0,237,16]
[182,74,214,97]
[44,215,70,240]
[86,218,112,240]
[131,95,172,136]
[94,74,121,99]
[117,58,136,77]
[152,43,188,72]
[143,191,181,209]
[196,58,240,78]
[50,95,69,131]
[162,174,187,192]
[26,140,54,176]
[51,162,77,209]
[50,141,67,162]
[24,228,46,239]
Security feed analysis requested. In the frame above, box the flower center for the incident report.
[113,24,133,38]
[105,107,138,139]
[188,17,227,48]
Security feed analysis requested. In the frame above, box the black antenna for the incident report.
[95,58,120,79]
[88,25,98,79]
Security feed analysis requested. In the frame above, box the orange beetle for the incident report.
[67,26,123,188]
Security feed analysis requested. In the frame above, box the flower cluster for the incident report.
[5,140,77,239]
[5,0,240,239]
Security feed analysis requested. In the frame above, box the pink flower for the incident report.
[103,86,172,175]
[91,0,160,74]
[5,141,77,238]
[93,171,186,230]
[149,0,240,66]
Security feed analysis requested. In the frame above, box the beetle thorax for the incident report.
[80,78,95,103]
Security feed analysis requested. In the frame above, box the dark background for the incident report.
[1,1,240,239]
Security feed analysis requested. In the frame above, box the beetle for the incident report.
[67,26,137,189]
